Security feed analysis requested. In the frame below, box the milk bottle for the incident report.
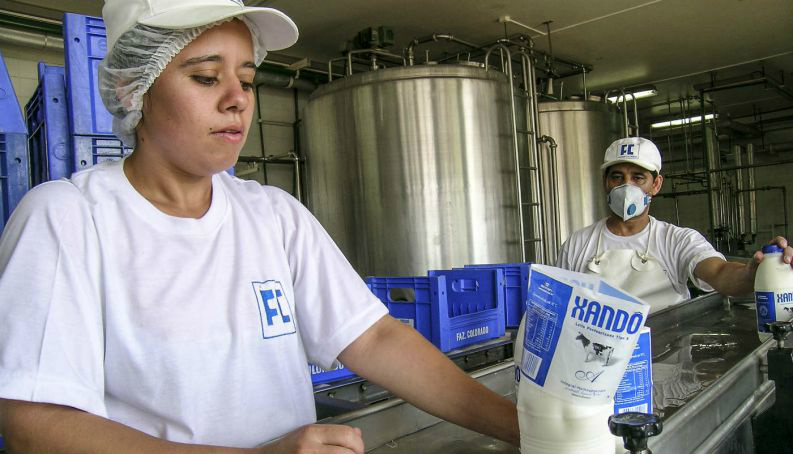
[755,244,793,341]
[513,264,649,454]
[515,316,615,454]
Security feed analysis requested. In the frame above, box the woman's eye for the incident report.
[192,75,217,85]
[241,81,254,91]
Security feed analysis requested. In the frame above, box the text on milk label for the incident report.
[570,296,644,334]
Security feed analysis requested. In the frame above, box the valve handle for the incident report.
[765,321,793,343]
[609,412,662,453]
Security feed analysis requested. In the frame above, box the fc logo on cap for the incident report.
[252,280,296,339]
[619,144,636,156]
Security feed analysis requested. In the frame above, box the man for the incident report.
[556,136,793,312]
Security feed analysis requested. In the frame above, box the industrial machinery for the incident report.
[303,30,613,275]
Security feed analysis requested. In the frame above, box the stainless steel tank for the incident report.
[303,65,520,277]
[537,100,621,258]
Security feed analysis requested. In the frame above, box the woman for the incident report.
[0,1,519,453]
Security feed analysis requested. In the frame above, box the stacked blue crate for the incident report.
[367,270,505,353]
[462,263,531,328]
[63,13,130,171]
[0,52,30,231]
[61,13,233,176]
[427,268,505,351]
[25,63,71,185]
[309,363,356,385]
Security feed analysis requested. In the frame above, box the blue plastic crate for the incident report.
[309,363,357,385]
[72,134,130,172]
[63,13,114,137]
[25,63,71,185]
[427,268,506,351]
[368,271,505,352]
[462,263,531,328]
[0,52,29,231]
[365,276,444,343]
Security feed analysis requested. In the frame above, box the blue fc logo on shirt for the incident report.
[252,281,296,339]
[619,144,636,157]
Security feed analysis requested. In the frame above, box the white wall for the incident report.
[0,42,63,116]
[236,83,310,197]
[651,130,793,257]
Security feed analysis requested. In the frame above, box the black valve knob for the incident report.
[765,321,793,346]
[609,412,662,454]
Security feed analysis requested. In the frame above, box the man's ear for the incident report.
[652,174,664,196]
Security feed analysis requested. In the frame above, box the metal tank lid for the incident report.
[310,64,509,100]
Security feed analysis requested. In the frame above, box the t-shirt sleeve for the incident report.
[266,188,388,371]
[0,182,106,416]
[555,240,571,270]
[669,226,725,292]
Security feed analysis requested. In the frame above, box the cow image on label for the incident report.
[575,332,614,366]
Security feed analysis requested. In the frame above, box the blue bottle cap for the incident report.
[762,244,784,254]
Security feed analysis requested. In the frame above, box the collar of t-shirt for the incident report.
[599,217,652,252]
[112,157,229,236]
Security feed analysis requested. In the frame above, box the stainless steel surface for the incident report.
[304,65,521,276]
[648,294,770,454]
[536,100,620,255]
[319,292,775,454]
[321,362,517,453]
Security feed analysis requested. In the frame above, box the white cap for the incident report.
[601,137,662,173]
[102,0,299,59]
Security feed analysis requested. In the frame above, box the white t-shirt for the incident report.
[0,159,388,447]
[556,216,725,301]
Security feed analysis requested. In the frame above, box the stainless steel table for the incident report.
[317,293,776,454]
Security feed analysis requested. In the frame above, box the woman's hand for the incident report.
[256,424,364,454]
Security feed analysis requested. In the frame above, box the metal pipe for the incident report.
[747,144,758,237]
[582,68,588,99]
[701,91,717,243]
[736,186,789,241]
[406,33,480,66]
[621,89,630,138]
[253,70,316,92]
[526,50,546,264]
[538,135,560,264]
[292,88,303,202]
[733,145,745,239]
[254,84,269,185]
[485,44,526,263]
[0,26,63,50]
[632,91,640,137]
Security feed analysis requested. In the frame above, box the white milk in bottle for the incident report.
[755,244,793,341]
[515,316,615,454]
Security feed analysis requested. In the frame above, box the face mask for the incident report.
[607,184,651,221]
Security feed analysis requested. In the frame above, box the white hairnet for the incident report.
[98,17,264,148]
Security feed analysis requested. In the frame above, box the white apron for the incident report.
[585,218,683,312]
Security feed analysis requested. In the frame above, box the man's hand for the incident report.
[257,424,364,454]
[752,236,793,269]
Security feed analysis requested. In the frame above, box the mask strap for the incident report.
[639,218,655,263]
